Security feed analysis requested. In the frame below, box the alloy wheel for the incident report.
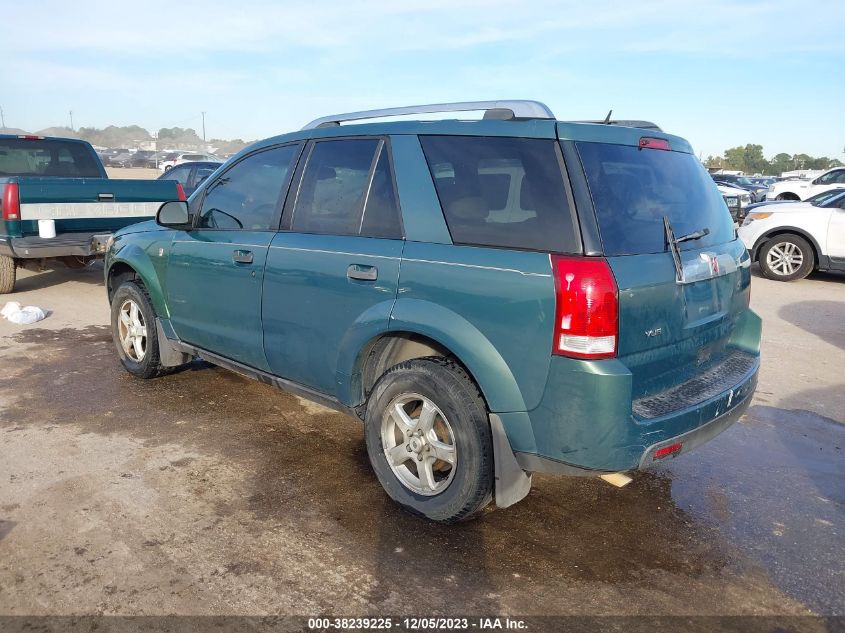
[380,393,457,496]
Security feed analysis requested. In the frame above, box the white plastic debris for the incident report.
[1,301,47,325]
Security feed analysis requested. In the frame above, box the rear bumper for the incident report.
[508,347,760,475]
[2,233,112,259]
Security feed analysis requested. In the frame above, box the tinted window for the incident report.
[198,145,298,230]
[419,136,577,252]
[291,139,379,236]
[0,138,101,177]
[360,146,402,239]
[576,141,734,255]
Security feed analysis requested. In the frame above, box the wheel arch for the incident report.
[336,298,528,414]
[106,247,169,317]
[751,226,822,267]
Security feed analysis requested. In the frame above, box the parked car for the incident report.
[159,152,223,172]
[738,189,845,281]
[712,174,768,202]
[766,166,845,201]
[717,183,753,220]
[744,187,845,212]
[108,151,136,168]
[0,134,182,293]
[105,100,760,523]
[99,148,129,166]
[158,161,221,197]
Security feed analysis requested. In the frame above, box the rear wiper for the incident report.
[675,227,710,243]
[664,218,711,282]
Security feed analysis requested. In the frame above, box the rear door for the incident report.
[166,143,301,371]
[566,132,751,403]
[262,138,404,396]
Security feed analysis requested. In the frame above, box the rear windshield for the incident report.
[576,141,734,255]
[420,136,579,253]
[0,138,102,178]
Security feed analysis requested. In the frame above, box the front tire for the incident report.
[110,280,170,378]
[364,357,493,523]
[0,256,16,293]
[759,234,814,281]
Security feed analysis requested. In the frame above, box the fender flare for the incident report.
[107,243,170,318]
[385,298,527,413]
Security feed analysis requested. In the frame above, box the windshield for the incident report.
[0,138,102,177]
[808,189,845,205]
[576,141,735,256]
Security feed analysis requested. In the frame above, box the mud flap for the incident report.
[489,413,532,508]
[155,319,194,367]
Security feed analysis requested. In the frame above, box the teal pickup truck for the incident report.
[0,134,184,293]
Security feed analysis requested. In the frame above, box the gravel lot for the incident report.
[0,262,842,621]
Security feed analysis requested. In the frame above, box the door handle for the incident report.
[232,249,254,264]
[347,264,378,281]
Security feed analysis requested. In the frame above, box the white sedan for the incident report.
[737,190,845,281]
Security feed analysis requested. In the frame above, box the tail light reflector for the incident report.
[176,183,187,201]
[551,255,618,359]
[653,443,683,460]
[2,183,20,221]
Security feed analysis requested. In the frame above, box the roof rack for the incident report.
[574,119,663,132]
[301,100,556,130]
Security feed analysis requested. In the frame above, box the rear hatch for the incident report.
[562,125,753,413]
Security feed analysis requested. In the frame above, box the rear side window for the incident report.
[419,136,578,253]
[290,139,402,239]
[576,141,735,255]
[0,138,102,177]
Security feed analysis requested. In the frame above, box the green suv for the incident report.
[105,100,761,523]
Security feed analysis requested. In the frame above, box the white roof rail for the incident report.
[301,100,556,130]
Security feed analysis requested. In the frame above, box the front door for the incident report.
[262,138,404,396]
[166,144,301,371]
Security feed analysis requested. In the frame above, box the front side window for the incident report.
[291,139,380,236]
[198,145,298,230]
[419,136,578,253]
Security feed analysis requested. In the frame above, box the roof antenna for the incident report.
[603,109,613,124]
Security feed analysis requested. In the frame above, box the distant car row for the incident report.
[712,167,845,220]
[95,148,225,171]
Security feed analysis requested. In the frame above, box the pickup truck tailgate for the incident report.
[14,177,179,235]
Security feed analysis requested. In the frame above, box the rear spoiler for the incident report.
[571,119,662,132]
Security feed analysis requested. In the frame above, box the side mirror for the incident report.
[156,200,190,228]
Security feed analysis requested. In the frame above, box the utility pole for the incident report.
[69,110,74,131]
[201,111,206,144]
[0,106,5,128]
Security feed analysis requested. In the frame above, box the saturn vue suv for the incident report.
[104,100,761,523]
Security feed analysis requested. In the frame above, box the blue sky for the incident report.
[1,0,843,159]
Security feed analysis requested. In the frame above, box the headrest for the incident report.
[447,196,488,221]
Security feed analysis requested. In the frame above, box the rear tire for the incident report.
[110,280,171,378]
[759,234,814,281]
[364,357,493,524]
[0,256,16,294]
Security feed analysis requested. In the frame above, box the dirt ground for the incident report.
[0,262,842,623]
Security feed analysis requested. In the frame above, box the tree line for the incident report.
[705,144,842,175]
[2,124,251,155]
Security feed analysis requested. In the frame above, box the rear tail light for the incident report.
[2,183,20,221]
[551,255,618,359]
[176,183,187,201]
